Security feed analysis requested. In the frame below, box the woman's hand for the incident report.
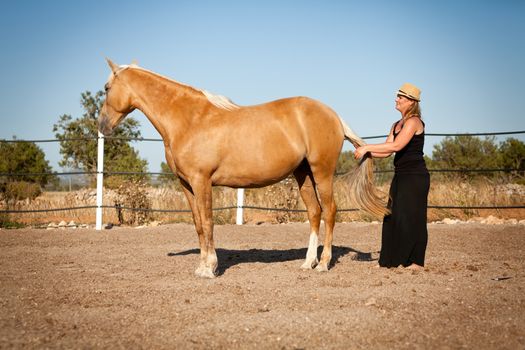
[354,146,369,159]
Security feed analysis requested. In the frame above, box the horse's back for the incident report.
[183,96,345,187]
[257,96,346,163]
[236,96,344,142]
[226,96,344,172]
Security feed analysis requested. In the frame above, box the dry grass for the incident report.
[3,176,524,227]
[427,176,525,222]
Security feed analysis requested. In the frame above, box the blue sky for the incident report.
[1,0,524,172]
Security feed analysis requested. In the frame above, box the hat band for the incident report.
[398,90,419,101]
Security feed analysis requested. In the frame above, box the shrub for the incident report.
[113,179,152,225]
[1,181,42,204]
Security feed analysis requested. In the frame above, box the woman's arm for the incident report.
[359,122,396,158]
[370,151,393,158]
[354,118,421,159]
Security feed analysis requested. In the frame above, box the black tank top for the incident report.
[393,120,429,174]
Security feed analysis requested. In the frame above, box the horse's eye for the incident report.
[104,84,110,92]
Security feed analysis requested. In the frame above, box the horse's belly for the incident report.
[213,174,289,188]
[211,154,302,188]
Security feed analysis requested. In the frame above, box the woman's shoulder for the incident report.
[405,116,424,127]
[405,116,425,134]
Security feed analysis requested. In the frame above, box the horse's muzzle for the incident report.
[98,115,113,136]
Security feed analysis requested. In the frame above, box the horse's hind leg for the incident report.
[313,175,337,272]
[294,163,322,270]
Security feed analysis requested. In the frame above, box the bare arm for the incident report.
[370,123,396,158]
[371,151,393,158]
[354,118,422,159]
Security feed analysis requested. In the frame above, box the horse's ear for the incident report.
[106,58,119,74]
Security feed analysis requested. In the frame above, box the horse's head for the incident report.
[98,58,136,135]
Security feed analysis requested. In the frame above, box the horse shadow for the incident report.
[168,245,378,276]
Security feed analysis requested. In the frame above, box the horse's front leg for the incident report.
[170,152,211,276]
[190,176,217,278]
[180,180,208,277]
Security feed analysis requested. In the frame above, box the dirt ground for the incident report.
[1,222,524,349]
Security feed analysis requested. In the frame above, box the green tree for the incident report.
[53,91,149,187]
[0,139,55,186]
[498,138,525,170]
[431,135,499,177]
[498,138,525,182]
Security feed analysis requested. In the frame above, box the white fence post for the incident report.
[236,188,244,225]
[95,132,105,230]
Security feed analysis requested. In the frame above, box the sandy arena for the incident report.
[1,222,524,349]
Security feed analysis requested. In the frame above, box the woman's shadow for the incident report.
[168,245,377,276]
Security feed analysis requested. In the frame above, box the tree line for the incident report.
[1,90,524,194]
[337,135,524,181]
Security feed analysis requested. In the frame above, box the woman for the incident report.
[354,83,430,269]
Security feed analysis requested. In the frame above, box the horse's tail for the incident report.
[338,117,390,218]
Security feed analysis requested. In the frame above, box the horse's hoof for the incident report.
[300,259,318,270]
[195,267,216,279]
[315,263,329,272]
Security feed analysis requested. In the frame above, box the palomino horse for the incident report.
[99,59,387,278]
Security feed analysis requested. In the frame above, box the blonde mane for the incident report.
[120,64,240,111]
[201,90,240,111]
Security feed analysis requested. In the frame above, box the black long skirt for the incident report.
[379,173,430,268]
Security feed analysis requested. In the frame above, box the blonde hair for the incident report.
[404,101,422,119]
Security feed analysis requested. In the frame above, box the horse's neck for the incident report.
[126,69,206,143]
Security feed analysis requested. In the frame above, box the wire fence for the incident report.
[2,166,524,214]
[2,129,525,143]
[1,167,523,178]
[1,130,525,216]
[3,204,525,215]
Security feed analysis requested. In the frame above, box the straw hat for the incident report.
[397,83,421,102]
